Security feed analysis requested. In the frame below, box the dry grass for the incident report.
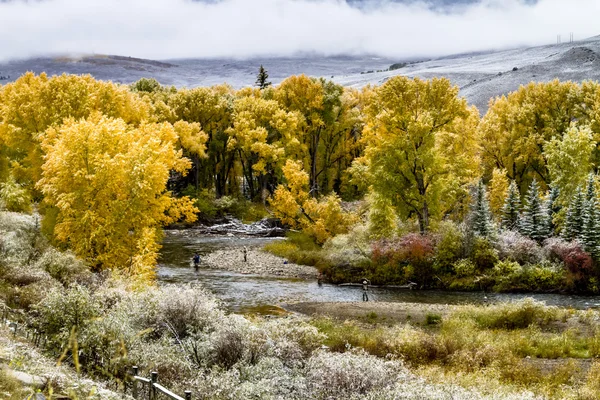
[310,299,600,399]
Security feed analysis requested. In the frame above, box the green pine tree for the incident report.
[472,179,494,237]
[586,173,597,202]
[546,186,561,236]
[563,186,585,241]
[255,65,272,89]
[582,174,600,258]
[520,178,549,242]
[501,180,521,231]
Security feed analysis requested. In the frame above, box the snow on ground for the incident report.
[335,35,600,111]
[1,35,599,112]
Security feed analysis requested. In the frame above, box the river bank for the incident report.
[203,247,319,279]
[286,301,454,324]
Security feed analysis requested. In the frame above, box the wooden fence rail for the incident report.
[131,367,192,400]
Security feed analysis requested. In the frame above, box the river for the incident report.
[157,229,600,313]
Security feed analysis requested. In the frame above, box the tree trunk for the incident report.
[309,131,321,197]
[421,200,429,233]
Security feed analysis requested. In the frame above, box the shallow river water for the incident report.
[157,230,600,312]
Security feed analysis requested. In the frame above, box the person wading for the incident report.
[362,279,370,302]
[193,253,200,269]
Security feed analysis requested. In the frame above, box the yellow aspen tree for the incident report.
[167,86,235,196]
[229,94,299,200]
[275,75,330,196]
[270,159,356,244]
[361,76,480,233]
[38,113,198,281]
[544,124,596,206]
[479,80,584,194]
[0,73,149,195]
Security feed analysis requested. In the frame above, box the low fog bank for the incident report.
[1,0,598,61]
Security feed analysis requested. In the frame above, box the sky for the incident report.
[1,0,599,61]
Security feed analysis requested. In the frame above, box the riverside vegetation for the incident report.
[2,73,600,291]
[4,211,600,399]
[4,71,600,397]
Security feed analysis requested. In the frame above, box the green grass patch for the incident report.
[263,231,330,268]
[425,313,442,325]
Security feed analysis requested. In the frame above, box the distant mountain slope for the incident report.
[0,35,599,113]
[338,36,600,112]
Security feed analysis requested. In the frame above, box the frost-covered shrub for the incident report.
[32,248,91,286]
[0,212,46,267]
[4,264,52,286]
[211,321,247,369]
[306,350,403,398]
[129,336,194,384]
[145,285,225,338]
[35,285,103,338]
[262,318,325,364]
[17,279,62,309]
[496,231,544,265]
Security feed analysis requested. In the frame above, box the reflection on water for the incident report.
[158,230,600,312]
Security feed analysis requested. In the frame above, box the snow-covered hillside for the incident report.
[0,35,599,112]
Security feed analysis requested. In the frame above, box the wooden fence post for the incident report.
[132,366,139,399]
[150,371,158,400]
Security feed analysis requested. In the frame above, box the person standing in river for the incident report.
[243,246,248,262]
[193,253,200,269]
[362,279,369,302]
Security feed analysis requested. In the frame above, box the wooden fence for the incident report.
[131,367,192,400]
[2,304,193,400]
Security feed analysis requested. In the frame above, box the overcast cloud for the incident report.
[0,0,598,61]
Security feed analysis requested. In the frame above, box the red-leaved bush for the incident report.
[371,233,435,285]
[544,238,594,291]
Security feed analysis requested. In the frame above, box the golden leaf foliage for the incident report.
[544,124,596,206]
[275,75,362,196]
[0,72,149,193]
[229,93,300,200]
[38,113,198,280]
[270,159,356,244]
[360,76,480,232]
[167,85,236,196]
[479,80,591,194]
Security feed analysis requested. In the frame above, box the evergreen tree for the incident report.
[501,180,521,230]
[472,179,494,237]
[586,173,597,202]
[582,174,600,258]
[255,65,272,89]
[546,186,561,236]
[520,178,549,242]
[563,186,585,241]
